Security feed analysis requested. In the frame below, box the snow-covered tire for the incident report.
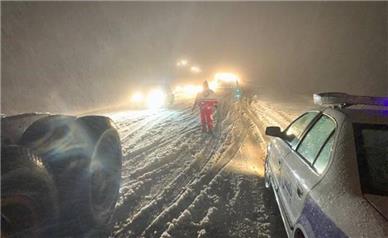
[19,115,122,234]
[74,116,122,232]
[1,146,58,238]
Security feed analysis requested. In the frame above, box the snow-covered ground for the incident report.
[106,93,310,238]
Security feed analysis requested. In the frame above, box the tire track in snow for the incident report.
[110,97,296,238]
[114,148,191,225]
[124,117,198,162]
[113,98,238,237]
[113,134,222,237]
[116,109,185,154]
[158,127,286,238]
[110,103,213,237]
[113,116,201,227]
[119,133,198,190]
[118,109,198,173]
[139,104,249,237]
[142,137,244,237]
[120,118,199,179]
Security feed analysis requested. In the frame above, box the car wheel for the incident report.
[1,146,58,238]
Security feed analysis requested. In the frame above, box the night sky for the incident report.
[2,2,387,114]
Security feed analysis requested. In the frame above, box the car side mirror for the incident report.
[265,126,283,138]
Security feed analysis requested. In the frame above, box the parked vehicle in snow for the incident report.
[214,72,242,100]
[264,92,388,238]
[1,113,122,237]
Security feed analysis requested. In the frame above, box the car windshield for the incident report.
[354,123,388,196]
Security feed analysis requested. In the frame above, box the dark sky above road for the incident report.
[2,2,387,114]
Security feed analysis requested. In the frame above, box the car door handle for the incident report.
[296,186,304,198]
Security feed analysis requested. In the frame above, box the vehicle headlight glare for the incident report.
[147,89,166,108]
[131,92,144,102]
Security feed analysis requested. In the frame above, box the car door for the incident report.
[268,137,290,191]
[270,112,319,221]
[281,114,336,227]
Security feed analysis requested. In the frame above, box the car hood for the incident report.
[365,194,388,221]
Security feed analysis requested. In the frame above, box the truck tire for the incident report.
[1,146,58,238]
[19,115,122,234]
[75,116,122,232]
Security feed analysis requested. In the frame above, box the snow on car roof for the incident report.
[340,107,388,124]
[313,92,388,107]
[313,92,388,124]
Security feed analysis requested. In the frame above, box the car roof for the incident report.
[324,106,388,125]
[312,92,388,125]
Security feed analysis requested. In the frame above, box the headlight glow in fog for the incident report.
[183,85,202,95]
[147,89,166,108]
[131,92,144,103]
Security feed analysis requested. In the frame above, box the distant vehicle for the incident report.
[264,93,388,238]
[1,113,122,237]
[214,77,241,100]
[215,79,238,89]
[129,83,175,109]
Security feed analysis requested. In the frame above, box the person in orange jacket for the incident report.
[192,80,218,133]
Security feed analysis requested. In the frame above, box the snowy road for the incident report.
[106,96,308,238]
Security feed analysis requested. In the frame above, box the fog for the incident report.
[2,2,387,114]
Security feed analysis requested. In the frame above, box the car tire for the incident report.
[1,146,58,238]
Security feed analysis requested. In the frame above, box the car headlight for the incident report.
[147,89,166,108]
[131,92,144,103]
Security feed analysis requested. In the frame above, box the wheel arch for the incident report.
[293,218,315,238]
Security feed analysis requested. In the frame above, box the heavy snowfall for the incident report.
[101,94,308,238]
[2,2,387,238]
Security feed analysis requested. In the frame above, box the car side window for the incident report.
[313,135,334,174]
[284,112,319,148]
[297,115,336,164]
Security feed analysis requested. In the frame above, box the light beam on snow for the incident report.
[226,138,265,177]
